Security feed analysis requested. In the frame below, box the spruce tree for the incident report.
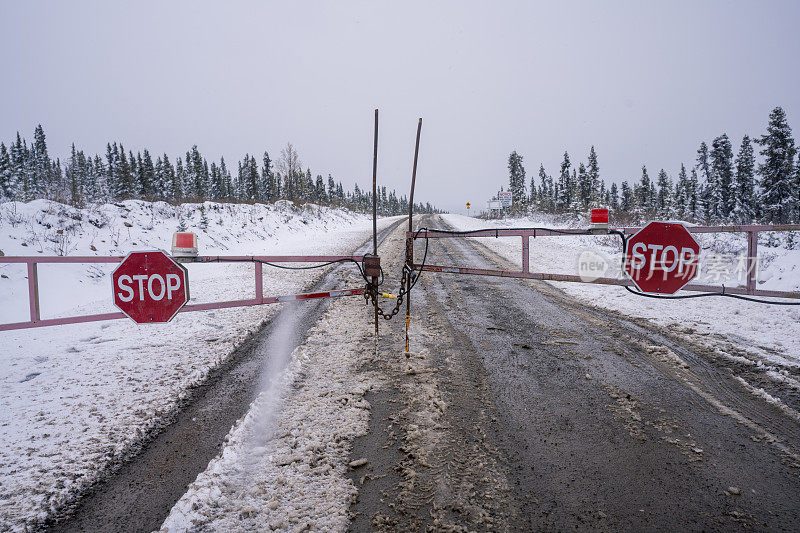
[637,165,651,212]
[710,133,734,219]
[327,175,336,205]
[209,162,221,200]
[696,141,714,221]
[557,152,571,210]
[577,162,592,208]
[175,157,186,201]
[656,169,673,217]
[620,181,633,211]
[688,168,699,220]
[116,146,135,199]
[587,146,600,204]
[674,164,689,219]
[10,134,29,200]
[731,135,756,223]
[261,152,273,201]
[609,182,619,210]
[507,151,526,213]
[315,175,326,203]
[140,150,155,197]
[93,155,108,201]
[32,124,50,198]
[757,106,797,223]
[67,143,81,206]
[537,164,548,211]
[162,154,178,202]
[219,157,232,200]
[0,143,12,199]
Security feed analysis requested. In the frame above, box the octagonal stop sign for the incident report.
[624,222,700,294]
[112,251,189,323]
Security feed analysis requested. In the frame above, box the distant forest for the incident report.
[505,106,800,225]
[0,130,440,216]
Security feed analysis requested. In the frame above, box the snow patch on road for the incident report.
[734,377,800,423]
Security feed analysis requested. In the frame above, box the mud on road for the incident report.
[348,215,800,531]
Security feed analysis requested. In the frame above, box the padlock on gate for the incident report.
[363,254,381,279]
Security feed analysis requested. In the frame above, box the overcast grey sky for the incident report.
[2,1,799,212]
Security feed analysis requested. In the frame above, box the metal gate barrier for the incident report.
[407,224,800,300]
[0,254,368,332]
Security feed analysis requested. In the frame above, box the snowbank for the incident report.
[0,199,397,532]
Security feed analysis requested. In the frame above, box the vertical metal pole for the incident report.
[522,235,530,274]
[405,118,422,352]
[28,261,40,322]
[746,230,758,294]
[372,109,379,335]
[255,261,263,303]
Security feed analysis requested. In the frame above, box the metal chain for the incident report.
[364,268,408,320]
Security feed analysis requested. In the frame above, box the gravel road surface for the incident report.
[348,215,800,531]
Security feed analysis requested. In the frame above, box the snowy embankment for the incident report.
[440,214,800,369]
[0,199,397,532]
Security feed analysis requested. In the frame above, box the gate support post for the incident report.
[405,118,422,353]
[746,230,758,295]
[255,261,263,303]
[522,235,530,274]
[28,262,40,323]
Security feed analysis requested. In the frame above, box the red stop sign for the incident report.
[624,222,700,294]
[112,251,189,323]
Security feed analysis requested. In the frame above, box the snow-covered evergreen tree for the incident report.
[209,162,221,200]
[314,175,326,203]
[0,143,12,199]
[687,168,699,220]
[260,152,273,202]
[327,175,337,205]
[656,169,673,217]
[66,143,81,206]
[696,141,713,221]
[507,151,526,213]
[673,164,689,220]
[757,107,797,223]
[620,181,632,211]
[140,150,155,197]
[219,157,232,200]
[556,152,571,210]
[637,165,651,212]
[587,146,600,205]
[536,164,549,211]
[116,146,135,199]
[710,133,734,219]
[577,162,592,208]
[731,135,756,223]
[175,157,186,201]
[32,124,50,198]
[609,182,619,210]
